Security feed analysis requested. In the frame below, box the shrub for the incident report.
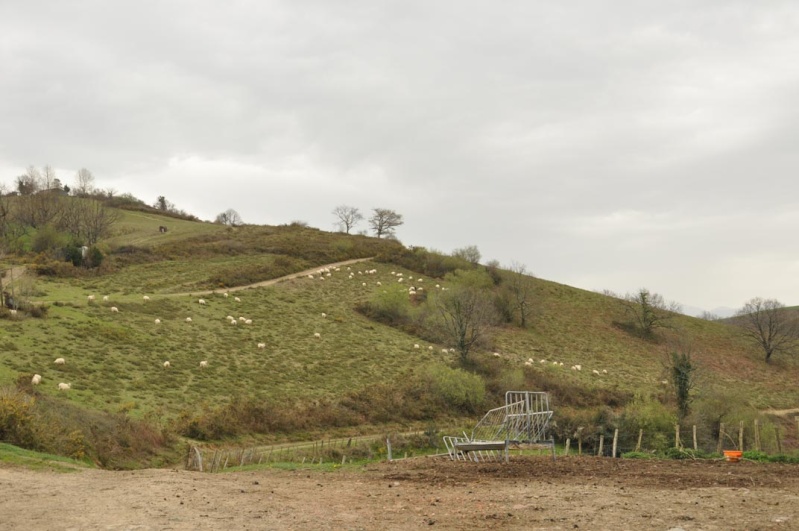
[421,364,486,414]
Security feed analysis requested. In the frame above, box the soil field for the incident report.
[2,456,798,530]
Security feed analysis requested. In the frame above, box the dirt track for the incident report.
[2,456,798,530]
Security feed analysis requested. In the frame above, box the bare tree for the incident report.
[81,199,121,245]
[332,205,363,234]
[214,208,243,226]
[622,288,681,337]
[368,208,403,238]
[452,245,481,264]
[735,297,799,363]
[74,168,95,197]
[41,165,57,190]
[507,262,535,328]
[437,286,498,365]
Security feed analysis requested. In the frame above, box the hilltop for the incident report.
[1,205,798,467]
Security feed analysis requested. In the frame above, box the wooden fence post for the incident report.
[612,429,618,458]
[692,425,697,451]
[597,435,604,457]
[564,438,570,456]
[717,423,725,453]
[754,419,760,452]
[675,424,681,449]
[776,426,783,454]
[738,420,744,451]
[386,437,393,461]
[577,428,583,456]
[635,429,643,452]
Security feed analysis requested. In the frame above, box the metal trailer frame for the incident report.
[443,391,555,462]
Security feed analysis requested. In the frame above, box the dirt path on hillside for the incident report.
[168,257,375,298]
[2,456,798,530]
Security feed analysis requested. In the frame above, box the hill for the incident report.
[1,208,799,466]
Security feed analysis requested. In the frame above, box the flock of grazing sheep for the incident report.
[31,261,614,395]
[33,290,255,392]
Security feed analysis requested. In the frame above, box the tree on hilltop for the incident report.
[622,288,681,337]
[215,209,243,227]
[735,297,799,363]
[332,205,363,234]
[368,208,403,238]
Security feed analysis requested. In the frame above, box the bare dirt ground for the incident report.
[2,456,799,530]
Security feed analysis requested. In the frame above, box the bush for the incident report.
[421,364,486,413]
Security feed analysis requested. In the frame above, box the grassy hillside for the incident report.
[2,209,799,463]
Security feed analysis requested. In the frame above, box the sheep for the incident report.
[593,369,601,375]
[87,295,95,302]
[154,318,161,324]
[223,292,229,298]
[163,361,171,368]
[257,342,266,349]
[9,309,17,315]
[143,295,150,302]
[199,360,208,369]
[362,282,367,287]
[321,312,327,318]
[376,281,382,286]
[230,319,238,325]
[58,382,71,391]
[234,297,241,302]
[238,316,246,322]
[524,361,532,367]
[442,349,448,354]
[449,348,456,353]
[540,359,547,364]
[602,369,608,374]
[244,319,252,325]
[31,374,42,385]
[185,317,193,323]
[493,352,501,357]
[308,274,314,279]
[198,299,206,305]
[226,315,234,321]
[428,346,434,351]
[414,344,420,349]
[575,364,582,371]
[110,307,119,313]
[314,332,321,339]
[398,278,404,283]
[102,295,109,302]
[54,358,66,365]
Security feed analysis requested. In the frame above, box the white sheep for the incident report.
[154,318,161,324]
[163,361,171,368]
[244,319,252,325]
[428,346,434,351]
[185,317,193,323]
[442,349,448,354]
[238,316,246,322]
[314,332,321,339]
[54,358,66,365]
[102,295,109,302]
[226,315,234,321]
[143,295,150,302]
[376,281,382,286]
[362,282,367,287]
[603,369,608,374]
[58,382,71,391]
[257,342,266,349]
[493,352,501,357]
[87,295,95,302]
[321,312,327,318]
[223,292,229,298]
[110,307,119,313]
[234,297,241,302]
[575,365,582,371]
[199,360,208,369]
[31,374,42,385]
[414,344,420,349]
[308,274,314,279]
[230,319,238,325]
[198,299,206,305]
[593,369,600,376]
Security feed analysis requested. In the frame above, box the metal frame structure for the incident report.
[443,391,555,462]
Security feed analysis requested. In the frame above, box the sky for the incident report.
[2,1,799,314]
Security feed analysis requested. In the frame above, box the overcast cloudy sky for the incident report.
[1,1,798,313]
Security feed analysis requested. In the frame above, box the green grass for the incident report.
[3,210,799,436]
[0,442,93,472]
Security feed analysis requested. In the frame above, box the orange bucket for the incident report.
[723,450,742,463]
